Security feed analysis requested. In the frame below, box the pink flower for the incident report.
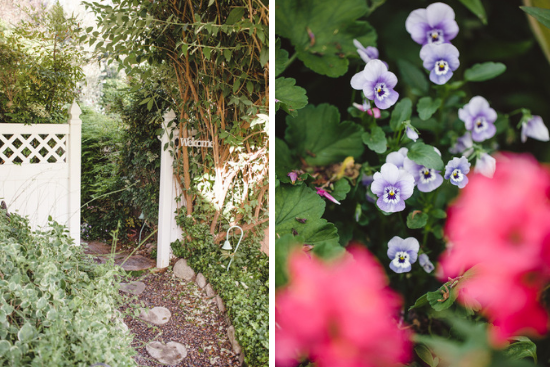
[439,153,550,343]
[276,246,411,367]
[316,187,341,205]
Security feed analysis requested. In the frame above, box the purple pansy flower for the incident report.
[405,2,459,46]
[521,115,550,143]
[387,236,420,273]
[403,157,443,192]
[420,43,459,85]
[449,132,473,155]
[316,187,341,205]
[351,59,399,110]
[474,153,496,178]
[361,173,374,186]
[353,99,381,118]
[353,39,379,63]
[406,127,419,142]
[458,96,497,142]
[418,253,434,273]
[385,147,408,169]
[371,163,415,213]
[444,156,470,188]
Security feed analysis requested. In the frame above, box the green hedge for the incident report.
[0,209,136,366]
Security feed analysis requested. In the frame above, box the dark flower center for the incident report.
[427,29,444,44]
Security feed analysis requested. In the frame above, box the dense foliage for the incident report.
[0,209,136,366]
[171,221,269,366]
[84,0,269,244]
[0,3,84,124]
[275,0,550,366]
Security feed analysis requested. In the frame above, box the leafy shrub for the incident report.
[0,3,84,124]
[171,219,268,366]
[0,209,136,366]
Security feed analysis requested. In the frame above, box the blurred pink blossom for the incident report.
[439,153,550,343]
[276,245,411,367]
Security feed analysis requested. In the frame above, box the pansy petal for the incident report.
[365,46,379,59]
[417,172,443,192]
[353,39,364,50]
[439,19,459,41]
[420,45,437,69]
[386,151,406,168]
[406,9,429,44]
[426,2,455,28]
[387,236,403,259]
[397,173,415,200]
[457,174,469,188]
[374,89,399,109]
[524,116,550,142]
[379,71,398,89]
[351,72,368,90]
[401,237,420,260]
[466,96,490,117]
[481,107,497,124]
[363,59,388,82]
[430,69,453,85]
[380,163,400,184]
[357,49,372,63]
[371,173,385,195]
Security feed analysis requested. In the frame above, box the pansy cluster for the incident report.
[276,246,412,367]
[406,2,460,85]
[439,154,550,344]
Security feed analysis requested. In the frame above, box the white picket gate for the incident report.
[0,103,82,243]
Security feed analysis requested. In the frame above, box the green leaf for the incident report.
[503,336,537,363]
[0,340,9,357]
[431,209,447,219]
[260,45,269,66]
[203,46,211,60]
[521,6,550,30]
[275,185,342,258]
[276,0,375,77]
[411,117,439,132]
[285,104,364,166]
[407,211,428,229]
[464,62,506,82]
[331,179,351,201]
[409,293,429,310]
[415,345,436,367]
[275,38,289,77]
[18,323,34,342]
[407,142,444,170]
[225,8,245,25]
[390,98,412,131]
[275,77,308,116]
[458,0,487,24]
[275,234,303,288]
[362,126,387,153]
[275,138,300,184]
[427,286,458,311]
[417,97,442,121]
[397,59,429,96]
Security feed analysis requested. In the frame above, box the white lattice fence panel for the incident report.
[0,103,82,243]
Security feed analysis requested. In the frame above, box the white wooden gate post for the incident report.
[67,102,82,245]
[157,110,183,268]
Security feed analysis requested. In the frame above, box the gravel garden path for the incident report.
[83,241,239,366]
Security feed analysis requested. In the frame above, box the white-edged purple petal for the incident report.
[417,171,443,192]
[419,253,435,273]
[474,153,496,178]
[521,115,549,143]
[426,2,456,28]
[374,89,399,109]
[397,170,415,199]
[380,162,400,184]
[450,132,473,154]
[377,196,405,213]
[351,71,369,91]
[438,19,459,41]
[371,172,386,195]
[430,68,453,85]
[386,148,408,168]
[406,127,419,141]
[363,59,388,82]
[387,236,404,259]
[405,9,429,44]
[459,96,497,141]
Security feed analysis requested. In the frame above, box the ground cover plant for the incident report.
[275,1,550,366]
[0,209,136,366]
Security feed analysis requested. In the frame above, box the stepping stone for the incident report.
[173,259,196,281]
[195,273,207,289]
[215,295,225,313]
[119,281,146,295]
[146,341,187,365]
[139,307,171,325]
[227,326,242,354]
[205,283,216,298]
[114,255,155,271]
